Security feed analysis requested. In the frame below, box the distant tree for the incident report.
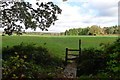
[88,25,103,35]
[1,1,62,35]
[63,0,68,1]
[77,28,82,35]
[69,28,78,35]
[113,25,119,34]
[69,29,72,35]
[103,25,119,34]
[80,27,89,35]
[103,27,109,34]
[65,30,70,35]
[64,25,118,36]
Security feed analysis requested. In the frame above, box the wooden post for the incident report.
[79,39,81,57]
[65,48,68,65]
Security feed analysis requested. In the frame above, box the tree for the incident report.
[1,1,62,35]
[65,30,69,35]
[103,26,119,34]
[88,25,103,35]
[80,27,89,35]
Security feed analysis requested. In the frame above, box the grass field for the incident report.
[2,35,118,59]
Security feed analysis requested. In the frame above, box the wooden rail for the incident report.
[67,49,80,51]
[68,54,79,56]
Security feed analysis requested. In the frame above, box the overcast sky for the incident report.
[1,0,119,33]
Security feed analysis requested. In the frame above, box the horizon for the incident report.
[0,24,118,33]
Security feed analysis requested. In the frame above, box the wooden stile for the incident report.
[65,39,81,65]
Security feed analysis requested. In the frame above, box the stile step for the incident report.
[67,57,77,60]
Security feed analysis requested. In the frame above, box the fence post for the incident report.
[65,48,68,65]
[79,39,81,57]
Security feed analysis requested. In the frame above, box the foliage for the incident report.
[79,27,89,35]
[99,38,120,78]
[65,27,89,35]
[88,25,103,35]
[103,25,119,34]
[2,43,63,79]
[77,38,120,78]
[2,36,119,79]
[1,1,62,35]
[77,48,107,76]
[64,25,119,35]
[3,54,40,79]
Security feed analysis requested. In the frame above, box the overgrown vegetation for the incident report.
[77,38,120,79]
[2,43,64,79]
[2,36,119,79]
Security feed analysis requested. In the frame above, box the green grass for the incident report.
[2,35,118,59]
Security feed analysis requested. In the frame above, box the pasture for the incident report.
[2,35,118,59]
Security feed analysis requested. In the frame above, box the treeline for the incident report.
[2,31,64,36]
[24,32,64,36]
[64,25,119,35]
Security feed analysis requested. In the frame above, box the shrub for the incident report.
[3,54,38,79]
[100,38,120,78]
[77,48,107,76]
[77,38,120,78]
[3,43,62,66]
[2,43,63,79]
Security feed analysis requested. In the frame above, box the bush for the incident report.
[3,43,62,66]
[2,43,64,79]
[2,54,39,79]
[77,48,107,76]
[100,38,120,78]
[77,38,120,78]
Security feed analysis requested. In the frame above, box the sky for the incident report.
[1,0,119,33]
[29,0,119,33]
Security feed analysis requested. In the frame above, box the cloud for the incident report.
[25,0,119,33]
[87,0,119,17]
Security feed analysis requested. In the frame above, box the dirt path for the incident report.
[63,63,77,78]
